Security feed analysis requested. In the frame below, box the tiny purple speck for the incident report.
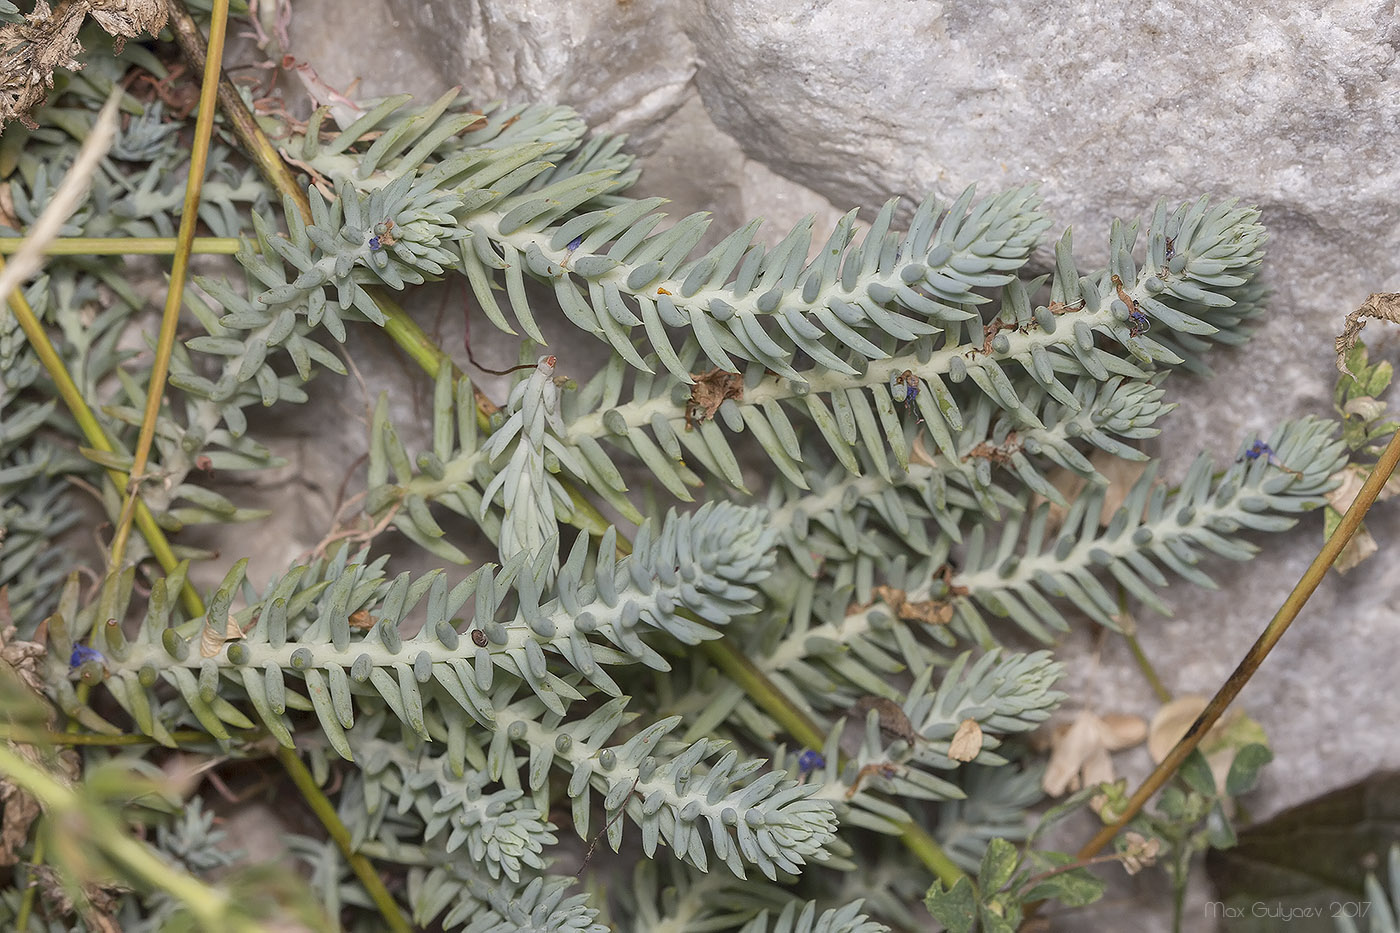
[567,235,583,251]
[369,236,381,251]
[798,749,825,772]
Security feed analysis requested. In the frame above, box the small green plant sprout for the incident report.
[923,835,1107,933]
[1325,339,1400,572]
[1093,699,1273,932]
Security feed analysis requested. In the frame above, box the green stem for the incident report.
[0,236,242,255]
[1122,627,1171,705]
[15,833,42,931]
[274,747,413,933]
[1116,586,1171,704]
[0,726,259,746]
[109,0,232,575]
[165,5,307,219]
[368,286,458,381]
[700,640,822,748]
[0,744,267,932]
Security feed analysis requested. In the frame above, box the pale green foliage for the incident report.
[1337,845,1400,933]
[738,899,889,933]
[0,16,1351,932]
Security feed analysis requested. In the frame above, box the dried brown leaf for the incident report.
[0,0,166,130]
[0,590,47,695]
[1043,713,1102,796]
[870,583,959,626]
[1327,463,1400,514]
[1325,464,1400,574]
[1337,294,1400,377]
[1121,831,1162,875]
[1147,695,1209,763]
[909,429,939,468]
[87,0,167,51]
[199,615,244,659]
[1097,712,1149,751]
[948,718,984,762]
[1042,710,1148,796]
[684,368,743,429]
[1334,525,1379,574]
[0,777,39,866]
[850,695,918,745]
[31,864,127,932]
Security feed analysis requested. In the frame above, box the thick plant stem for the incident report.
[109,0,232,575]
[1077,424,1400,861]
[275,747,413,933]
[0,236,242,255]
[0,256,203,617]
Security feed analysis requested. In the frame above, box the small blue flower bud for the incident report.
[69,644,104,668]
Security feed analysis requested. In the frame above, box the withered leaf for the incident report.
[1336,293,1400,376]
[0,589,47,695]
[199,615,244,659]
[948,718,984,762]
[850,695,918,745]
[1121,831,1162,875]
[0,1,168,130]
[0,780,38,866]
[1042,710,1147,796]
[1040,450,1150,536]
[684,368,743,429]
[870,583,959,626]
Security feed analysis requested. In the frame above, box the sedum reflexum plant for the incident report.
[0,5,1357,932]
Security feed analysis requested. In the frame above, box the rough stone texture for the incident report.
[270,3,1400,930]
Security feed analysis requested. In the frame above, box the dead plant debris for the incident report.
[1,0,168,130]
[684,368,743,429]
[1336,293,1400,377]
